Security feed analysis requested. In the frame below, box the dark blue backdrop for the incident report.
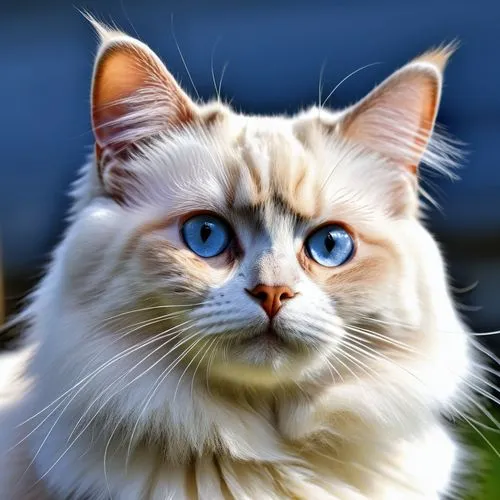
[1,0,499,333]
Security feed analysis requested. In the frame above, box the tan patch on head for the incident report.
[229,122,323,218]
[270,137,320,218]
[241,145,264,202]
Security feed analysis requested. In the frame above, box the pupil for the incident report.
[200,223,212,243]
[325,233,336,253]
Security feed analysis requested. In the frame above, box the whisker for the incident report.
[312,345,341,384]
[345,325,418,354]
[314,316,500,461]
[349,322,500,399]
[211,38,220,101]
[125,331,204,468]
[321,62,381,109]
[103,416,123,498]
[317,59,327,118]
[15,318,194,431]
[470,338,500,367]
[12,328,175,451]
[337,337,421,387]
[80,310,189,374]
[190,335,219,399]
[356,314,416,330]
[469,330,500,337]
[14,323,195,483]
[218,62,228,100]
[459,413,500,459]
[473,362,500,379]
[335,347,379,384]
[119,0,141,39]
[206,336,223,397]
[469,371,500,396]
[100,302,205,324]
[455,386,500,433]
[357,314,500,337]
[170,14,200,101]
[67,322,196,443]
[33,324,198,486]
[172,336,207,402]
[341,335,500,448]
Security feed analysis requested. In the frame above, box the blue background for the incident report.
[1,0,499,336]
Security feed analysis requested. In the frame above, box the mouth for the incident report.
[261,325,285,343]
[238,324,289,349]
[210,322,312,374]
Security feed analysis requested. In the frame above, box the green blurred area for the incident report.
[462,416,500,499]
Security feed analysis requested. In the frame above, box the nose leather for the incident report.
[247,284,296,318]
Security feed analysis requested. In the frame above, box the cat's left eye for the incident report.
[305,224,354,267]
[181,214,231,258]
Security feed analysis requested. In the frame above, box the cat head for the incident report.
[58,21,466,402]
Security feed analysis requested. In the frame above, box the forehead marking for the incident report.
[229,126,321,219]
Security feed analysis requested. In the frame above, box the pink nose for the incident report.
[247,284,296,319]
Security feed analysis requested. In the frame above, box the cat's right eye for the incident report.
[181,214,231,258]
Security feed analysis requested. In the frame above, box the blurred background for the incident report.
[0,0,499,496]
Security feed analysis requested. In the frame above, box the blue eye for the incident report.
[305,224,354,267]
[181,214,231,258]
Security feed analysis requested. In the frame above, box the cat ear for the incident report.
[89,20,196,199]
[337,46,454,175]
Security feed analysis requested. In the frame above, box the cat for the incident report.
[0,18,488,499]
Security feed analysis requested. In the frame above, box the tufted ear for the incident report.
[338,46,454,175]
[89,20,197,200]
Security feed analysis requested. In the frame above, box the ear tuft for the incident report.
[81,11,124,44]
[412,41,458,73]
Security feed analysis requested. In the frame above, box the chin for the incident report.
[209,328,320,386]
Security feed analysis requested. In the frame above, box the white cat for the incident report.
[0,20,487,499]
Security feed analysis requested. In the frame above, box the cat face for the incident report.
[118,119,411,383]
[63,22,461,392]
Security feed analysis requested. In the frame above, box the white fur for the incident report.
[0,28,483,500]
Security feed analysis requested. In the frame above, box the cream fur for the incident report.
[0,25,483,500]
